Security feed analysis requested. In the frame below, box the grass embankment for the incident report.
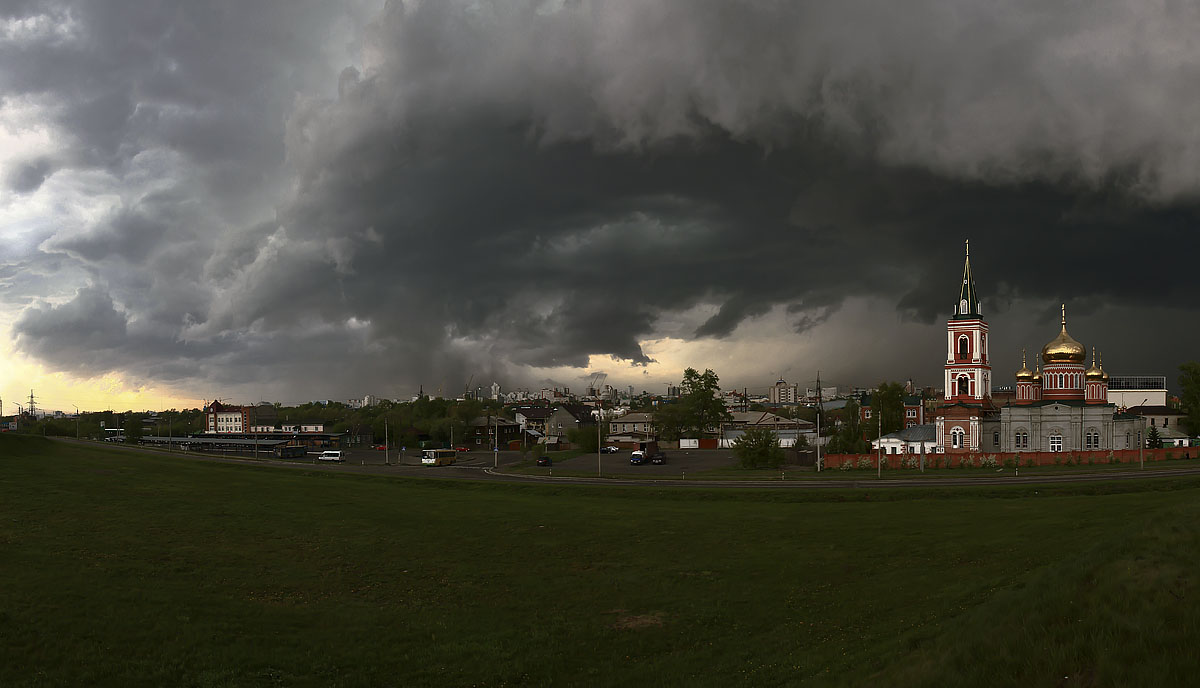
[506,454,1200,481]
[2,434,1199,686]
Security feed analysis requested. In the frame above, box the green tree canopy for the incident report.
[732,427,785,469]
[678,368,732,437]
[1180,362,1200,437]
[868,381,907,440]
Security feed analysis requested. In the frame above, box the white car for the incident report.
[318,450,344,462]
[600,446,620,454]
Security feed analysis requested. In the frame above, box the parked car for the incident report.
[536,456,552,467]
[455,446,470,452]
[650,452,666,465]
[600,446,620,454]
[318,450,344,462]
[630,450,648,465]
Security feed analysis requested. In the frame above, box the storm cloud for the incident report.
[3,0,1200,402]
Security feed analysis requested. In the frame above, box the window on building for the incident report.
[1015,431,1029,449]
[951,427,964,449]
[958,376,970,396]
[958,336,969,358]
[907,409,917,418]
[1049,433,1063,452]
[1085,430,1099,450]
[864,409,871,419]
[1151,418,1156,426]
[993,431,1000,447]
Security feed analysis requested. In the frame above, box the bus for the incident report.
[421,448,457,466]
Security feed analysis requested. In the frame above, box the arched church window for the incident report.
[951,427,964,449]
[1049,433,1063,452]
[957,376,970,396]
[958,336,969,358]
[960,299,968,314]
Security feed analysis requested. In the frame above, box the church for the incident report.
[934,243,1144,454]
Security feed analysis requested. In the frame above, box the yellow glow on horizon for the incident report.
[0,351,201,414]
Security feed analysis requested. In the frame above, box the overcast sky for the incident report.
[2,1,1199,411]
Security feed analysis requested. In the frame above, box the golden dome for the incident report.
[1099,351,1109,382]
[1085,347,1103,380]
[1032,364,1042,383]
[1042,304,1086,364]
[1015,349,1034,381]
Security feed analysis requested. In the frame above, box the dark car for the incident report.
[536,456,552,467]
[650,452,666,465]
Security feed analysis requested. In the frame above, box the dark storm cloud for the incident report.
[7,0,1200,398]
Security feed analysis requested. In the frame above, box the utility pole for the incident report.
[28,389,36,419]
[384,418,390,465]
[815,371,822,472]
[73,405,79,439]
[493,415,499,469]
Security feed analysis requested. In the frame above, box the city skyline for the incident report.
[4,2,1199,412]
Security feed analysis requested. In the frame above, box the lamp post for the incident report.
[72,405,79,439]
[596,408,607,477]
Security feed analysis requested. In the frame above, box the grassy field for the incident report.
[2,434,1199,686]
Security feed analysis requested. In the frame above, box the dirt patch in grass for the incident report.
[611,612,665,630]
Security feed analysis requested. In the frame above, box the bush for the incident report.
[1025,458,1035,468]
[856,457,874,470]
[1003,458,1017,470]
[732,427,786,469]
[960,456,975,468]
[901,456,920,469]
[839,459,853,471]
[978,455,998,469]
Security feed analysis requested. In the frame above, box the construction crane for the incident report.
[464,374,474,399]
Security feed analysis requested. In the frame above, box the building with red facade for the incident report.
[935,243,1144,454]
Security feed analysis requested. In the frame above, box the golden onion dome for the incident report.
[1085,347,1104,380]
[1099,351,1109,382]
[1032,364,1042,383]
[1042,304,1086,364]
[1015,349,1034,381]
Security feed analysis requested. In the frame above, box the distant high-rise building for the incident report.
[768,378,799,404]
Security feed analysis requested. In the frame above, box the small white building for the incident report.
[872,424,938,455]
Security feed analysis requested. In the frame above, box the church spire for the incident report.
[954,239,981,318]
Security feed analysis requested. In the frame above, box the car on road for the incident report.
[630,450,648,465]
[318,450,344,462]
[455,446,470,452]
[536,456,552,467]
[600,446,620,454]
[650,452,666,465]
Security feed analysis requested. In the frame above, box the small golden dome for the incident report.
[1099,351,1109,382]
[1032,364,1042,383]
[1016,349,1034,381]
[1085,347,1104,380]
[1042,304,1086,364]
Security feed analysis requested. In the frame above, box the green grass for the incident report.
[2,434,1199,686]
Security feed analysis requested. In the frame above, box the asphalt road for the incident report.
[50,438,1200,489]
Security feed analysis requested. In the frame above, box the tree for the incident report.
[868,381,907,440]
[826,399,868,454]
[678,368,731,436]
[652,402,686,441]
[733,427,785,469]
[123,413,143,444]
[1180,362,1200,437]
[1146,425,1163,449]
[566,426,599,453]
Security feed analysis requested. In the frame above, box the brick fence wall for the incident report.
[820,447,1194,469]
